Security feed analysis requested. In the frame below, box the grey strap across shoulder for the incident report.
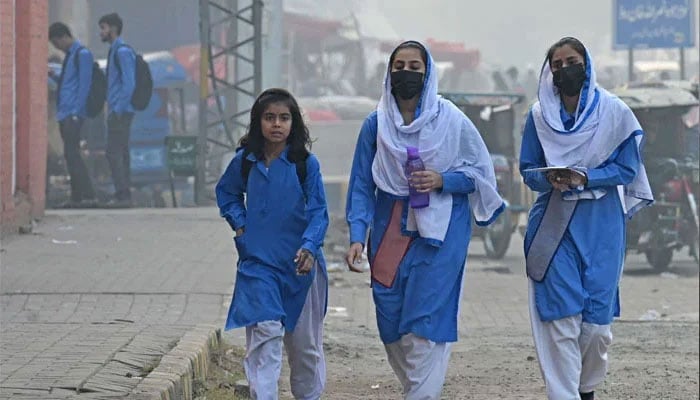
[525,191,578,282]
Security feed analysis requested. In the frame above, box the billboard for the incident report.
[614,0,696,49]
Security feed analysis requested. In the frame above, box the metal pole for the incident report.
[178,88,186,134]
[262,0,283,88]
[195,0,210,205]
[628,47,634,82]
[232,0,241,133]
[679,47,686,80]
[254,0,263,95]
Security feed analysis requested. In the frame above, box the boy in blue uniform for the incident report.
[99,13,136,208]
[217,88,329,400]
[49,22,97,208]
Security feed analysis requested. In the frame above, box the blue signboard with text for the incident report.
[614,0,696,49]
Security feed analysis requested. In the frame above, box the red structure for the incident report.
[0,0,48,235]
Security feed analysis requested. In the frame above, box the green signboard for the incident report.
[165,136,197,176]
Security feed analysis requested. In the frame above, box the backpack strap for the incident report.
[240,148,308,200]
[112,43,123,75]
[112,43,135,76]
[73,46,84,70]
[240,148,254,187]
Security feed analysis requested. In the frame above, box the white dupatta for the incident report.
[371,42,504,243]
[531,49,653,215]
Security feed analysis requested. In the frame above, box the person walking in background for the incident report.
[345,40,504,399]
[99,12,135,208]
[520,37,653,400]
[216,88,329,400]
[48,22,98,208]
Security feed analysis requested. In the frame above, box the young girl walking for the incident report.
[216,88,329,400]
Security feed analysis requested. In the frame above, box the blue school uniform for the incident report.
[520,109,642,324]
[216,147,329,332]
[347,112,479,344]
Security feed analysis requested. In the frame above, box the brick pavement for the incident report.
[0,208,236,399]
[2,208,697,398]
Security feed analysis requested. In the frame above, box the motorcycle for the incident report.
[613,84,700,269]
[628,158,699,269]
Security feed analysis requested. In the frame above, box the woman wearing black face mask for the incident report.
[519,37,653,400]
[344,41,504,399]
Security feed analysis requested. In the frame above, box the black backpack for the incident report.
[68,46,106,118]
[240,148,308,193]
[113,44,153,111]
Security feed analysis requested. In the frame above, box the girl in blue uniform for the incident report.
[216,88,329,400]
[520,37,653,400]
[345,41,504,399]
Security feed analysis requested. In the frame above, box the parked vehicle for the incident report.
[442,91,528,259]
[612,85,700,269]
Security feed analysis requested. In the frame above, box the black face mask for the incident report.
[391,70,425,100]
[553,63,586,97]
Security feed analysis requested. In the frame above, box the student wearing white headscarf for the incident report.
[345,40,504,399]
[520,37,653,400]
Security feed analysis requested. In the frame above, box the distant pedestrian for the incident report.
[506,66,525,94]
[99,12,135,208]
[216,88,329,399]
[520,37,653,400]
[49,22,98,208]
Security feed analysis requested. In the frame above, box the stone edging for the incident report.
[126,324,221,400]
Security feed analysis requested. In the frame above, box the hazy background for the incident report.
[50,0,700,70]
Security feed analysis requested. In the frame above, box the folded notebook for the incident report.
[371,201,413,288]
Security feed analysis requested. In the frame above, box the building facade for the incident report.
[0,0,48,235]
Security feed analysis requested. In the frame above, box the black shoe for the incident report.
[580,391,594,400]
[102,199,133,209]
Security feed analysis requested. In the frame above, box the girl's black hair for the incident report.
[546,37,587,67]
[238,88,311,163]
[389,41,428,67]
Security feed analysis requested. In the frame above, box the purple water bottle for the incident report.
[405,146,430,209]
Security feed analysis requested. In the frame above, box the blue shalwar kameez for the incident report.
[346,42,504,400]
[520,47,652,400]
[217,147,329,400]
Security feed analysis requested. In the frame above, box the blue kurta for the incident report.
[520,110,642,324]
[347,112,477,344]
[216,147,329,332]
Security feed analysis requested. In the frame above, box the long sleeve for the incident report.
[519,111,552,192]
[216,151,247,231]
[76,49,93,117]
[115,46,136,113]
[301,155,330,257]
[440,172,475,194]
[586,133,641,188]
[346,113,378,245]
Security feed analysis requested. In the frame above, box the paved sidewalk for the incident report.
[0,208,235,399]
[2,208,698,399]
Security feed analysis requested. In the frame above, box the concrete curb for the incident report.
[127,324,221,400]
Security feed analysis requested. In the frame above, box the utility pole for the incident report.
[195,0,263,205]
[263,0,283,89]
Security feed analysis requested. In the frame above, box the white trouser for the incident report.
[244,267,327,400]
[384,333,453,400]
[528,280,613,399]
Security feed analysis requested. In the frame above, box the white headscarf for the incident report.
[531,42,653,215]
[371,41,504,244]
